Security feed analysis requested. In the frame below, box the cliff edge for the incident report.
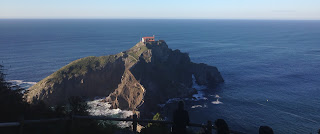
[25,41,224,112]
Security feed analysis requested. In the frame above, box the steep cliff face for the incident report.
[25,41,224,111]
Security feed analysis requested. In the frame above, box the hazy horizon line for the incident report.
[1,18,320,21]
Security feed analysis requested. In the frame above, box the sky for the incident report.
[0,0,320,20]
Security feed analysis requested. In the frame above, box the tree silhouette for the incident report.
[0,64,27,122]
[68,96,90,115]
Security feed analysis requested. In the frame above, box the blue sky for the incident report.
[1,0,319,20]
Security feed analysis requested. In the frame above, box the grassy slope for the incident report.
[127,42,149,60]
[31,42,149,88]
[35,53,124,87]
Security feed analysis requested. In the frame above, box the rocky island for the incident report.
[25,40,224,114]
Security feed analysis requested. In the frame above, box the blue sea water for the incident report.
[1,19,320,133]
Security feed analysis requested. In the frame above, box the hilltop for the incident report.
[25,40,224,113]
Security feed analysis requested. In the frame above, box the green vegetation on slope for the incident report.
[127,43,149,60]
[36,43,151,86]
[44,54,121,84]
[30,42,150,89]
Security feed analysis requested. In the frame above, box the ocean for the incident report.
[0,19,320,133]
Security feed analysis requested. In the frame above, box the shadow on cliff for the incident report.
[129,41,224,117]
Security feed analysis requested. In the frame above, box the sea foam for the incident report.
[158,75,210,108]
[211,94,223,104]
[192,75,208,101]
[87,98,133,128]
[191,104,208,109]
[8,80,37,89]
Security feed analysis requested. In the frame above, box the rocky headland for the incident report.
[25,40,224,114]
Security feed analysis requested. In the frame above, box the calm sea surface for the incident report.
[1,19,320,133]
